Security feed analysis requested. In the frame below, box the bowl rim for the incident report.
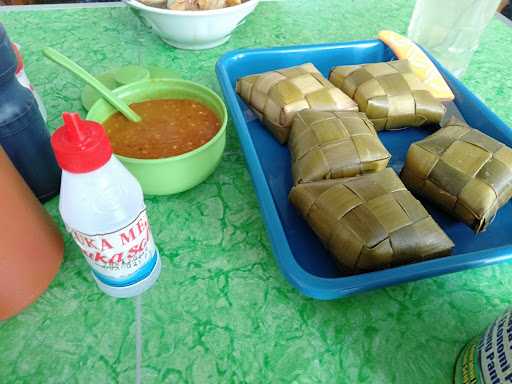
[86,78,228,164]
[123,0,259,16]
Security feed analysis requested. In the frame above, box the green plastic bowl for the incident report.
[86,78,227,195]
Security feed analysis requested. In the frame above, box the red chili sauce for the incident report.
[103,99,221,159]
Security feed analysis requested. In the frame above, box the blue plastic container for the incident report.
[216,40,512,300]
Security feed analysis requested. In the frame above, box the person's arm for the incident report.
[498,0,510,12]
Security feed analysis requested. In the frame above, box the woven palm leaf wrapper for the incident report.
[289,168,453,273]
[236,63,358,144]
[401,119,512,233]
[329,60,446,131]
[289,110,390,184]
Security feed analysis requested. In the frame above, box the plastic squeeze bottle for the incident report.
[51,113,161,298]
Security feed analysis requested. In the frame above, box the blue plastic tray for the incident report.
[216,40,512,299]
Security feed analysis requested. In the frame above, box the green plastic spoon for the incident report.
[43,47,141,123]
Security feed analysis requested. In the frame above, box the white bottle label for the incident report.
[68,209,157,280]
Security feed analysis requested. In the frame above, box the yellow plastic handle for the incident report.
[378,30,455,101]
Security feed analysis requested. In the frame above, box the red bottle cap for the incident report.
[51,113,112,173]
[11,43,23,74]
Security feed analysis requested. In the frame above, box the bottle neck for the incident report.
[62,154,114,176]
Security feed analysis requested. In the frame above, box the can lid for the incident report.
[51,112,112,173]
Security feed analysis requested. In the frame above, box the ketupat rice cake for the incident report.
[236,63,358,143]
[401,119,512,233]
[289,110,390,184]
[289,168,454,273]
[329,60,445,131]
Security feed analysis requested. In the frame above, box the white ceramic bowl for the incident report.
[123,0,260,50]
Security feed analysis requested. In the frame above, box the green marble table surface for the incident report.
[1,1,512,383]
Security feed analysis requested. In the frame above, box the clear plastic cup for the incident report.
[408,0,501,78]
